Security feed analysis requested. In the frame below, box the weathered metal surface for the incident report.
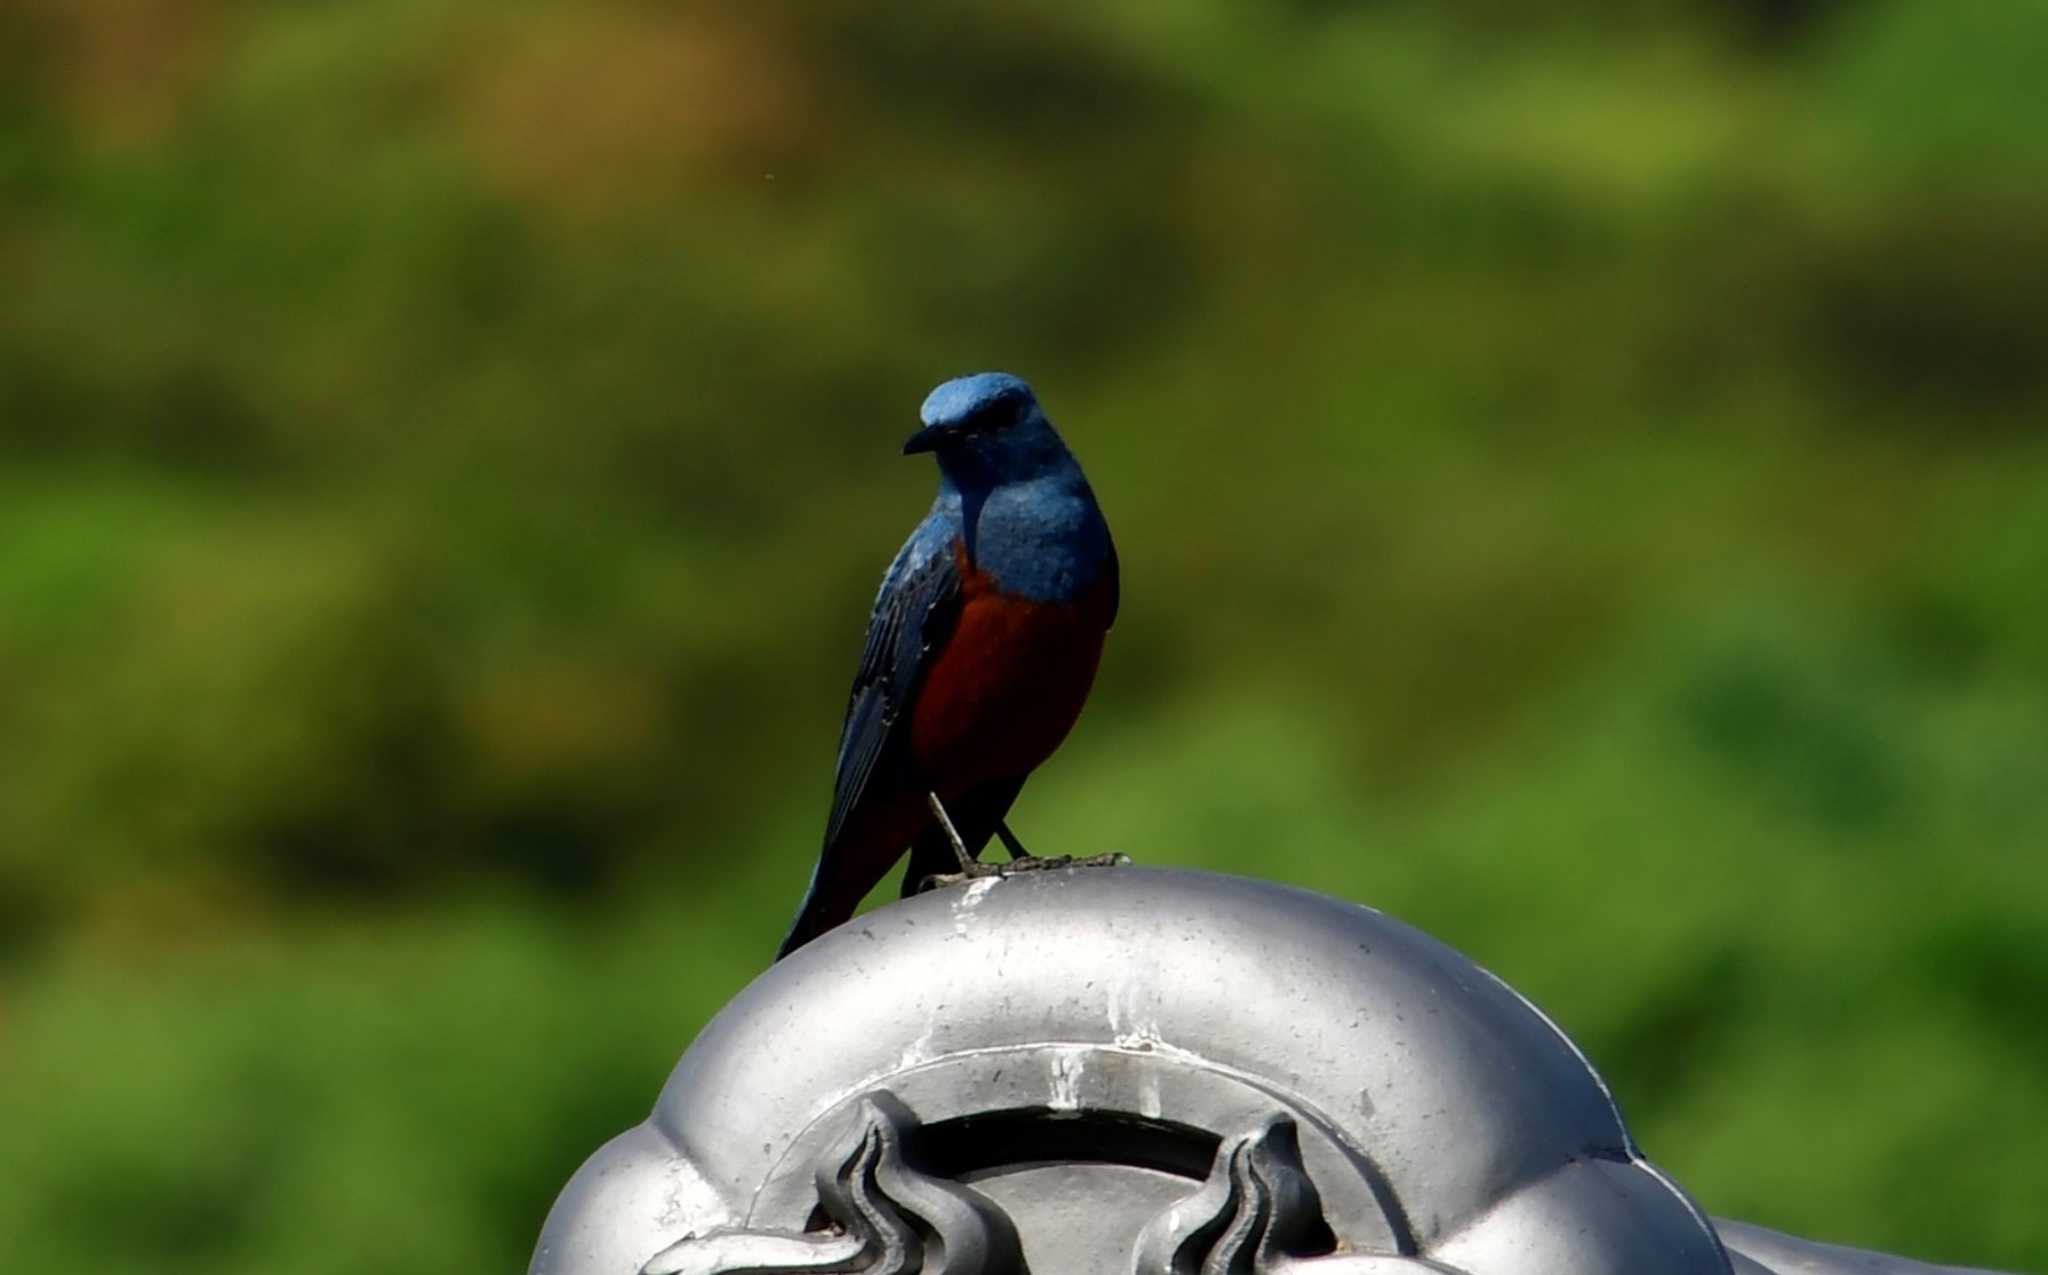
[529,867,2009,1275]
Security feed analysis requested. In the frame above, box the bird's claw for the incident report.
[919,851,1131,894]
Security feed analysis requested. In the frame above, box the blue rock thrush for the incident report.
[777,373,1119,959]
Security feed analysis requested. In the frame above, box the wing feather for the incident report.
[822,517,962,851]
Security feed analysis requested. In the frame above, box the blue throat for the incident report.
[939,464,1109,604]
[909,376,1110,605]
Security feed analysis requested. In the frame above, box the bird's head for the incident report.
[903,372,1070,488]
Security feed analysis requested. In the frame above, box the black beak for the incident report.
[901,424,950,455]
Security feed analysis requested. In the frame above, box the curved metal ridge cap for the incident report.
[1716,1220,2009,1275]
[1468,961,1730,1265]
[651,868,1634,1232]
[1428,1154,1732,1274]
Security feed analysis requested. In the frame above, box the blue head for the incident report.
[903,373,1110,597]
[903,373,1074,492]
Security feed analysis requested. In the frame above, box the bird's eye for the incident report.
[972,397,1024,433]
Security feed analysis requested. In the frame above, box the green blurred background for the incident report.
[3,1,2045,1270]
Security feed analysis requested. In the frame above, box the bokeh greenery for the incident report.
[4,1,2046,1270]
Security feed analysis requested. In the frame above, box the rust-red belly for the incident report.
[909,578,1110,793]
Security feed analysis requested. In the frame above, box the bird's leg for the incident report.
[921,797,1132,891]
[993,819,1030,860]
[992,821,1129,871]
[926,792,983,874]
[921,800,1000,888]
[979,815,1134,877]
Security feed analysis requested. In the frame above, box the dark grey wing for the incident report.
[822,525,962,851]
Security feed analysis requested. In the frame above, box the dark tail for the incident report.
[775,884,843,961]
[777,801,902,961]
[775,777,1025,962]
[775,832,887,960]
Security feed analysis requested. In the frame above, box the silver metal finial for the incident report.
[531,867,2008,1275]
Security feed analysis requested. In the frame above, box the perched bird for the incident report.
[777,373,1118,960]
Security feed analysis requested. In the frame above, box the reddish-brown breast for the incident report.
[908,544,1115,795]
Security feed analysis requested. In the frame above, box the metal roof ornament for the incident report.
[529,868,2006,1275]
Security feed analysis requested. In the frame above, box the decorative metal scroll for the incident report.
[640,1093,1027,1275]
[1133,1117,1455,1275]
[642,1097,1450,1275]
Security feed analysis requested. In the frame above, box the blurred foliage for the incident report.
[2,1,2045,1271]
